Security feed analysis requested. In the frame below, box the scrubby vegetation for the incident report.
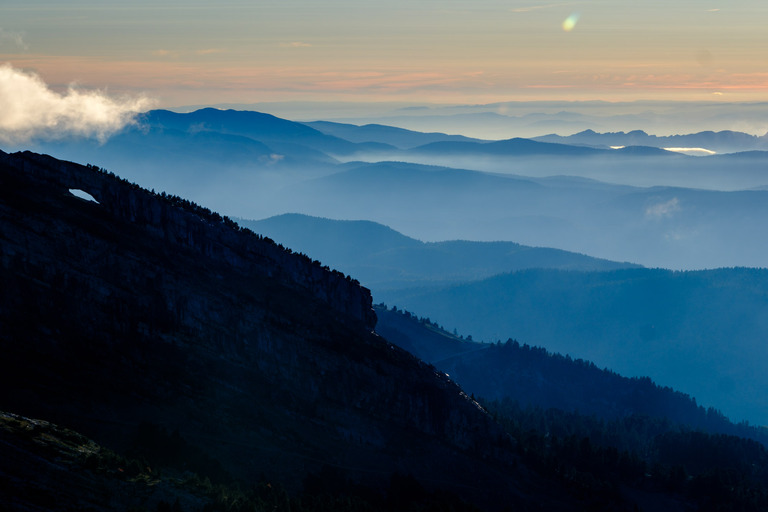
[483,398,768,511]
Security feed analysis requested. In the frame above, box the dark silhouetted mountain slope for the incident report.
[4,150,768,510]
[0,149,566,511]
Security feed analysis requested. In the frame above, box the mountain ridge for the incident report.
[240,213,640,291]
[377,266,768,426]
[141,108,395,156]
[374,304,768,445]
[1,150,375,327]
[533,128,768,153]
[303,120,482,149]
[0,149,544,510]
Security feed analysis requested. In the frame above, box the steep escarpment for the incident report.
[0,150,561,510]
[3,150,375,329]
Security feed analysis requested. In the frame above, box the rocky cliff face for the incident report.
[0,150,555,510]
[3,150,376,329]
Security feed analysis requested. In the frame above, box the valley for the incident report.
[2,106,768,511]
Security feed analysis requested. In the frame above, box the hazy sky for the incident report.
[2,1,768,108]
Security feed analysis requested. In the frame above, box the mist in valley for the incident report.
[7,105,768,426]
[16,108,768,270]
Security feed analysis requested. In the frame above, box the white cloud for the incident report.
[645,197,680,219]
[0,63,153,144]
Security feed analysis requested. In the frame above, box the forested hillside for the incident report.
[378,267,768,426]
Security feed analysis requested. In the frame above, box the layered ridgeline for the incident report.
[378,267,768,427]
[238,213,638,291]
[374,305,768,444]
[15,107,768,270]
[242,213,768,428]
[0,150,543,511]
[532,129,768,154]
[3,150,768,510]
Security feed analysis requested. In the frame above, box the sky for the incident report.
[2,0,768,111]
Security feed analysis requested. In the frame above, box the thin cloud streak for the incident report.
[0,28,27,50]
[510,3,576,13]
[0,63,153,143]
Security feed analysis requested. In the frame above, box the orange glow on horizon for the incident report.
[3,52,768,108]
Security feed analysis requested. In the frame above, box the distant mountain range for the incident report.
[262,160,768,269]
[239,213,638,290]
[311,100,768,142]
[141,108,395,157]
[9,107,768,270]
[408,137,608,157]
[303,120,481,149]
[533,129,768,154]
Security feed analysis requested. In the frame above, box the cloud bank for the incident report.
[0,64,152,144]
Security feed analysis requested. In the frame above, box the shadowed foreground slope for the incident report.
[375,306,768,511]
[0,150,559,511]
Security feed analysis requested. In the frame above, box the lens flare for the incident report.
[562,12,580,32]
